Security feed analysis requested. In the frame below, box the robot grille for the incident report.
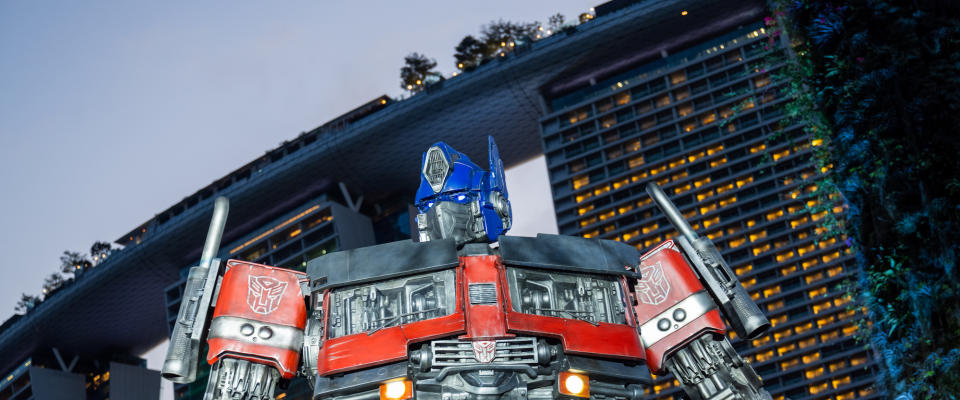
[423,146,450,193]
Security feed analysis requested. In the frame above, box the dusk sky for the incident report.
[0,1,592,385]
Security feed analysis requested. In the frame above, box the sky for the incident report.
[0,0,590,393]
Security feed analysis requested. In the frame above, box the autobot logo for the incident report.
[247,275,288,315]
[637,262,670,305]
[472,341,497,363]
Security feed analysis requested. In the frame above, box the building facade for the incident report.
[539,20,878,400]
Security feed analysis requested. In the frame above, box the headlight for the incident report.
[328,269,457,338]
[505,267,627,324]
[558,371,590,398]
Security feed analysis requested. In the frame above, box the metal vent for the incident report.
[430,337,538,366]
[469,283,497,305]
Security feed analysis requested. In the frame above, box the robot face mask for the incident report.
[414,137,511,246]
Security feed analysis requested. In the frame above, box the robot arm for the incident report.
[634,184,772,400]
[161,198,310,400]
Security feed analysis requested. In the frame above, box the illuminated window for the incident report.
[719,196,737,207]
[715,183,734,194]
[819,237,837,249]
[836,391,854,400]
[631,171,648,182]
[736,176,753,188]
[575,192,593,203]
[742,277,756,288]
[670,71,687,84]
[775,250,795,263]
[829,360,848,373]
[618,203,634,214]
[767,300,784,311]
[707,144,724,155]
[842,324,858,337]
[781,265,797,276]
[683,122,696,132]
[805,272,824,284]
[577,204,594,215]
[603,224,616,233]
[772,149,790,161]
[701,112,717,125]
[612,178,630,190]
[615,92,630,105]
[687,150,706,163]
[808,286,826,298]
[572,175,590,190]
[827,266,844,277]
[706,230,722,240]
[766,209,784,221]
[702,216,719,228]
[671,171,688,181]
[763,286,780,298]
[621,229,639,241]
[729,237,746,248]
[649,164,666,175]
[600,115,616,128]
[579,217,597,227]
[754,75,771,88]
[850,356,868,367]
[823,251,840,263]
[644,235,662,248]
[696,190,715,201]
[753,336,770,347]
[752,243,771,256]
[770,314,787,327]
[818,316,838,330]
[693,176,711,188]
[805,366,824,379]
[709,157,727,168]
[811,210,828,221]
[776,343,796,356]
[701,203,717,214]
[812,300,832,314]
[790,216,809,228]
[582,229,599,239]
[678,103,694,117]
[774,329,792,342]
[754,350,775,362]
[809,382,829,395]
[801,258,819,269]
[795,322,813,334]
[641,223,659,234]
[798,337,816,349]
[598,210,616,221]
[637,197,652,207]
[781,358,799,370]
[594,185,611,196]
[750,143,766,153]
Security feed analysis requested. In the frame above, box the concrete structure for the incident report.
[0,0,882,399]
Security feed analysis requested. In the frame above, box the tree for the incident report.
[60,250,91,277]
[90,241,112,265]
[547,13,566,33]
[454,35,485,71]
[41,273,65,297]
[15,293,40,313]
[400,52,443,93]
[480,19,538,55]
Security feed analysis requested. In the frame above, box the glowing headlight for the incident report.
[379,378,413,400]
[558,371,590,398]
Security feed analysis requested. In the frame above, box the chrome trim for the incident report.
[208,316,304,352]
[639,291,716,348]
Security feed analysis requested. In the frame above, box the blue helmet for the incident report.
[414,136,511,245]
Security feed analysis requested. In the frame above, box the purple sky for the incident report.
[0,0,584,346]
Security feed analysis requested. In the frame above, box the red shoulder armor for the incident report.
[206,260,308,378]
[634,240,726,373]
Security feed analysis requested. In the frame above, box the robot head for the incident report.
[414,136,511,246]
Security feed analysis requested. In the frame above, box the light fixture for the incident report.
[558,371,589,398]
[379,379,413,400]
[681,10,688,15]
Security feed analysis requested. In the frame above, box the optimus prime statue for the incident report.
[162,137,773,400]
